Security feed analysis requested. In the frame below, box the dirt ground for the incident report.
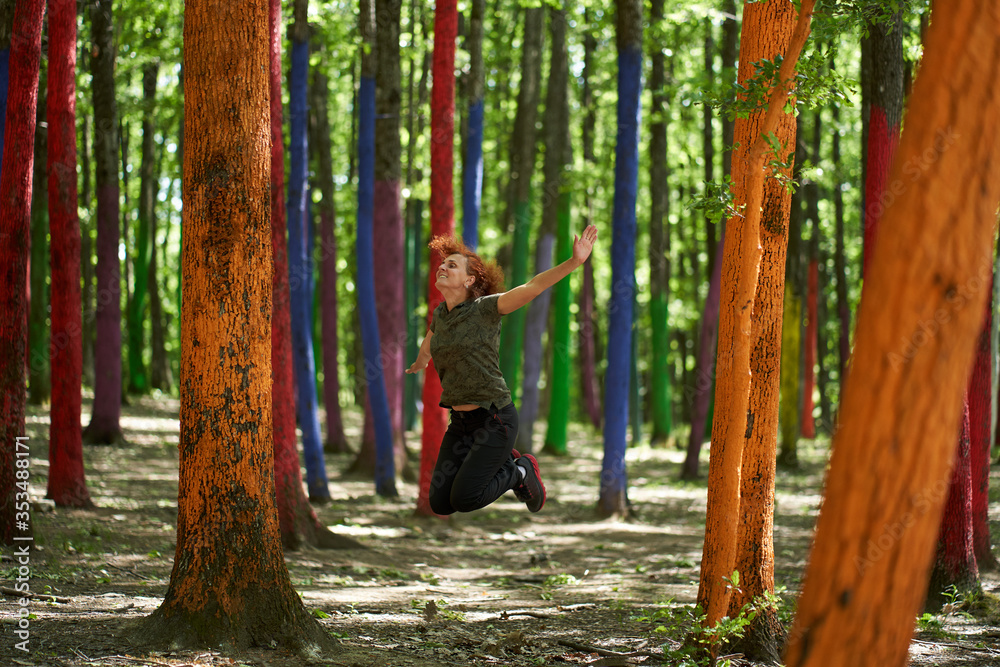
[4,395,1000,666]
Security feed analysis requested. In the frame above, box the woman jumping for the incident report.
[406,225,598,515]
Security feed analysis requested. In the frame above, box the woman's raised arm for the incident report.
[496,225,598,316]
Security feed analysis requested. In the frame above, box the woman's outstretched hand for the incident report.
[572,225,598,265]
[405,360,426,374]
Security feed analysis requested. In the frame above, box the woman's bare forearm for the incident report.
[497,257,582,315]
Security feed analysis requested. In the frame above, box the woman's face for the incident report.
[436,253,474,292]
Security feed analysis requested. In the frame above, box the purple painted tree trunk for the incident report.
[518,233,555,452]
[682,236,724,479]
[83,0,123,445]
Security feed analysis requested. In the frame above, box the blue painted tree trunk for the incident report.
[358,74,398,497]
[462,99,483,249]
[599,33,642,517]
[287,38,330,501]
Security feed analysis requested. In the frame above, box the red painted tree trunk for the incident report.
[318,206,349,452]
[416,0,456,517]
[309,67,349,454]
[0,0,45,545]
[801,258,818,438]
[861,12,904,278]
[46,0,92,508]
[266,0,343,548]
[970,276,996,570]
[929,400,979,603]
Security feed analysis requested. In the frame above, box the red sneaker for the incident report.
[513,453,546,513]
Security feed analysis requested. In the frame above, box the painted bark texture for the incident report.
[128,63,159,396]
[138,0,332,651]
[698,0,815,631]
[598,0,642,519]
[84,0,124,445]
[928,401,978,606]
[373,0,406,474]
[268,0,339,549]
[725,3,797,661]
[681,0,737,478]
[415,0,456,516]
[309,65,349,453]
[287,1,330,502]
[801,259,818,437]
[648,0,671,446]
[778,115,806,467]
[47,0,92,508]
[28,75,48,406]
[681,237,723,481]
[523,5,569,453]
[498,6,543,402]
[861,11,903,279]
[519,233,554,453]
[784,4,1000,665]
[577,13,602,432]
[147,68,172,393]
[461,0,484,248]
[357,0,397,497]
[970,279,997,571]
[0,0,45,544]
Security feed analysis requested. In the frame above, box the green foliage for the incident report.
[631,584,788,667]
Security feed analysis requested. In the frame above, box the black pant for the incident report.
[428,402,520,515]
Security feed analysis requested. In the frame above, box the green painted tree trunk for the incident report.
[498,7,543,403]
[127,63,158,395]
[544,190,572,454]
[647,0,671,444]
[28,74,49,405]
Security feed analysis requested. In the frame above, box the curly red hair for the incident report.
[428,235,505,299]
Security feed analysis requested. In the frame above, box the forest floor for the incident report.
[4,395,1000,667]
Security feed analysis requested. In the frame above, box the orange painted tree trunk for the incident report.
[784,3,1000,665]
[697,0,814,633]
[136,0,331,650]
[725,1,797,661]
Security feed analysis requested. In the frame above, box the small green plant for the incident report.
[915,612,950,640]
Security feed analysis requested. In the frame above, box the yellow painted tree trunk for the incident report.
[784,3,1000,666]
[135,0,332,651]
[698,0,814,633]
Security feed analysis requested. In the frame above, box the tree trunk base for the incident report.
[926,564,980,612]
[47,491,95,509]
[132,593,337,655]
[975,550,1000,573]
[595,492,634,520]
[323,435,352,454]
[540,443,569,457]
[82,424,125,446]
[777,448,798,469]
[723,608,785,665]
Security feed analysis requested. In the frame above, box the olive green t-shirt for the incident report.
[429,293,512,410]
